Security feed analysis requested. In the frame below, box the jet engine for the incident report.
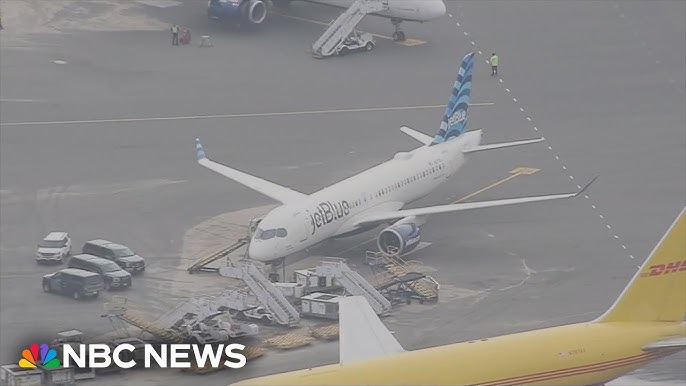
[207,0,267,25]
[377,223,421,255]
[240,0,267,24]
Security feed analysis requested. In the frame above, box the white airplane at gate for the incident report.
[195,52,595,263]
[208,0,447,41]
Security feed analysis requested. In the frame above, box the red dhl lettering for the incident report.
[640,260,686,277]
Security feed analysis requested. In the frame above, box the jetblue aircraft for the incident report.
[207,0,447,41]
[196,52,595,263]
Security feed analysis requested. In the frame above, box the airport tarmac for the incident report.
[1,0,684,385]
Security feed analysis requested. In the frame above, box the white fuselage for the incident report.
[306,0,447,22]
[248,130,482,262]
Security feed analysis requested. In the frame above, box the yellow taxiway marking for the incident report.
[0,103,494,127]
[452,167,541,204]
[271,12,427,46]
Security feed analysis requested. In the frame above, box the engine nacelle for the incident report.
[207,0,267,25]
[241,0,267,24]
[377,223,421,255]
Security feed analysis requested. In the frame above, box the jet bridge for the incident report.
[311,0,389,58]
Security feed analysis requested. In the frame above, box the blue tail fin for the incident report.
[431,52,475,145]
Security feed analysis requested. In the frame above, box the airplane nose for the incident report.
[248,242,270,261]
[431,0,447,18]
[248,240,282,262]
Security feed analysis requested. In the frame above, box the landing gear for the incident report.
[391,18,406,42]
[268,257,286,282]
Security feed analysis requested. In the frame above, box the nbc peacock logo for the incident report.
[18,343,61,369]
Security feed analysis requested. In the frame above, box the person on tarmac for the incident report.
[490,53,499,76]
[171,24,179,46]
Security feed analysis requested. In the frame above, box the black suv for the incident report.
[82,239,146,274]
[68,254,132,290]
[42,268,105,299]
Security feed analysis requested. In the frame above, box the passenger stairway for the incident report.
[316,260,392,315]
[186,238,249,273]
[221,262,300,326]
[311,0,388,58]
[103,299,186,343]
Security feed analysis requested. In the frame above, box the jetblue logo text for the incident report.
[62,343,246,369]
[640,260,686,277]
[447,109,466,126]
[309,201,350,234]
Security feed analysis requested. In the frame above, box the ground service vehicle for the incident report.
[82,239,146,273]
[42,268,105,299]
[336,31,375,56]
[68,254,132,290]
[36,231,72,263]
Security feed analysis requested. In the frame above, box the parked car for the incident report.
[67,254,131,290]
[36,232,72,264]
[42,268,104,299]
[82,239,146,274]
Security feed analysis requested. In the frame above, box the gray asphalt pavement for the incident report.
[1,0,684,385]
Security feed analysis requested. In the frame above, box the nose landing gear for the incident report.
[391,18,406,42]
[267,257,286,283]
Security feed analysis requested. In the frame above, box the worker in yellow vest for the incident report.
[490,53,499,76]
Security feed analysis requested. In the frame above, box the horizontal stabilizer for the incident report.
[463,137,544,153]
[643,336,686,351]
[400,126,433,146]
[354,176,597,226]
[339,296,404,364]
[195,138,308,204]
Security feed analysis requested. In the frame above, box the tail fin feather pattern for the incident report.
[431,52,475,145]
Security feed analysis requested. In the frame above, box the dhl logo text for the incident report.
[640,260,686,277]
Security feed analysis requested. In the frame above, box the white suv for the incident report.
[36,232,72,263]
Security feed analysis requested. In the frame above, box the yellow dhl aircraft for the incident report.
[233,207,686,386]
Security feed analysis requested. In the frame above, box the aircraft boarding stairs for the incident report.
[154,289,257,330]
[368,248,440,303]
[311,0,388,58]
[220,261,300,327]
[186,238,249,273]
[103,297,186,343]
[315,259,392,315]
[186,217,262,274]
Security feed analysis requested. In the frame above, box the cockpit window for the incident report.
[254,227,288,240]
[261,229,276,239]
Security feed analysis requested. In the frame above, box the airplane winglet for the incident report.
[574,175,599,197]
[195,138,206,160]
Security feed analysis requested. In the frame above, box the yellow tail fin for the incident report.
[595,207,686,323]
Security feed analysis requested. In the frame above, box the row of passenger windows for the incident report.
[254,228,287,240]
[375,163,445,198]
[345,163,446,210]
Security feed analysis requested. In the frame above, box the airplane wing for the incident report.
[353,176,597,227]
[339,296,405,364]
[463,137,545,153]
[642,336,686,351]
[195,138,308,204]
[400,126,433,146]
